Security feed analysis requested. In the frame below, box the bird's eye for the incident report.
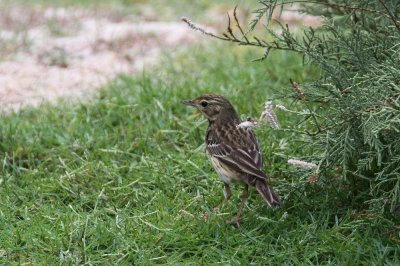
[200,101,208,107]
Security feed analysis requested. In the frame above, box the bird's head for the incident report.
[182,94,237,122]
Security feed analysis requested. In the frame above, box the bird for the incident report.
[182,94,281,226]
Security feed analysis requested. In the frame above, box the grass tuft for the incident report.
[0,44,399,264]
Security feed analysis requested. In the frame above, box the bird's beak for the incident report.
[181,100,196,107]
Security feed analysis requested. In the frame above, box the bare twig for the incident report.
[181,17,301,53]
[233,6,249,42]
[181,17,228,41]
[226,13,237,40]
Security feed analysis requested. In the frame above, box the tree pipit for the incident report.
[182,94,281,226]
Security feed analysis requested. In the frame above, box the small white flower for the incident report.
[260,101,280,129]
[280,211,289,221]
[288,159,317,169]
[237,120,258,129]
[276,104,287,111]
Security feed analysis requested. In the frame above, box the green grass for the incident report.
[0,44,399,265]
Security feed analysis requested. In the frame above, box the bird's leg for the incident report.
[214,183,232,212]
[227,185,248,227]
[237,184,249,220]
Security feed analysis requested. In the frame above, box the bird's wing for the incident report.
[207,129,266,181]
[247,129,262,169]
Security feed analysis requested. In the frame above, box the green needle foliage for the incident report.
[276,0,400,214]
[191,0,400,214]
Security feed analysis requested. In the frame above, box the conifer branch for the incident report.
[263,1,400,27]
[272,1,390,17]
[378,0,400,32]
[181,16,301,53]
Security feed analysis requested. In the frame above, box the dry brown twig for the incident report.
[181,11,299,53]
[233,6,249,43]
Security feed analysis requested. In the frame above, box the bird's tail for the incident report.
[255,180,281,208]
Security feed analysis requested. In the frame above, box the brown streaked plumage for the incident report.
[182,94,280,226]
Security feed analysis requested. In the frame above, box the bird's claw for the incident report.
[226,216,241,228]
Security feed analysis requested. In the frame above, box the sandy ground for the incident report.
[0,5,321,113]
[0,6,200,112]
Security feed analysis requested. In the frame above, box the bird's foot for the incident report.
[226,215,241,228]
